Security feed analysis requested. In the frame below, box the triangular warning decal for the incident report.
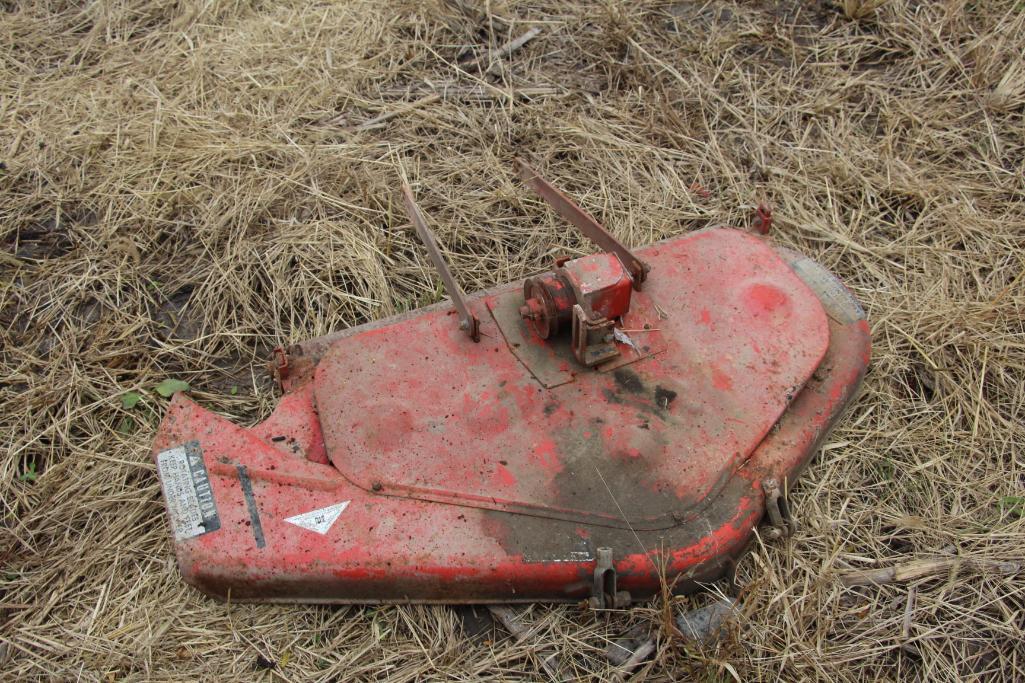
[284,500,350,535]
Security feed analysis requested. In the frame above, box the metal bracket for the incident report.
[516,159,650,288]
[401,184,481,342]
[588,547,631,610]
[270,346,290,385]
[762,478,796,540]
[571,305,619,367]
[753,203,773,235]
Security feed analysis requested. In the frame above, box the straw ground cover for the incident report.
[2,0,1023,679]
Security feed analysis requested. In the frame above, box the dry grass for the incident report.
[2,0,1024,680]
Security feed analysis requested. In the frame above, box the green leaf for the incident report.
[121,391,142,409]
[155,378,190,397]
[230,385,238,396]
[118,416,136,434]
[999,496,1025,517]
[19,461,37,483]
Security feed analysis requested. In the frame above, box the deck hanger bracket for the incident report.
[762,478,796,540]
[588,547,632,610]
[402,183,481,342]
[516,158,649,287]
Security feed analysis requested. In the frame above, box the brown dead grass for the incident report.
[2,0,1024,680]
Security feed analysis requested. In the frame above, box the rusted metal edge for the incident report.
[516,158,650,288]
[401,183,481,342]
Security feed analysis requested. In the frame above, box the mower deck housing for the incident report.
[153,227,869,604]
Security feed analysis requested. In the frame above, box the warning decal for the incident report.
[284,501,349,535]
[156,441,221,541]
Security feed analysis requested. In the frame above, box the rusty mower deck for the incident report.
[153,162,869,606]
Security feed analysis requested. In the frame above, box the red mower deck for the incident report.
[153,169,869,606]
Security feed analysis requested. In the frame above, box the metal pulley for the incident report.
[519,272,575,340]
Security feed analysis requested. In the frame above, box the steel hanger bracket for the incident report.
[516,158,650,288]
[402,183,481,342]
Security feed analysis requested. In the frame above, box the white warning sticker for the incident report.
[284,501,349,535]
[156,442,220,541]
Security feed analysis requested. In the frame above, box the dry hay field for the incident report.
[2,0,1024,680]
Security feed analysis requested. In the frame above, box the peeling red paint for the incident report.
[745,282,790,317]
[531,439,562,472]
[712,365,734,391]
[493,463,517,487]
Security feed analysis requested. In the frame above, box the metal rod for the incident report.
[401,184,481,342]
[516,158,649,288]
